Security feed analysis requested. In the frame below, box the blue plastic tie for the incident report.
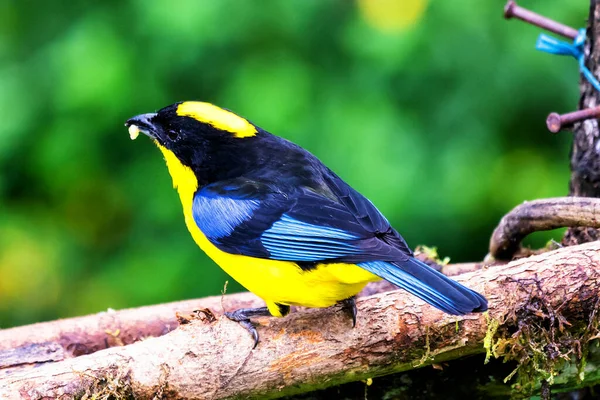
[536,28,600,92]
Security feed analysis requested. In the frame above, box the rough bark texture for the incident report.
[1,242,599,399]
[0,293,260,364]
[284,347,600,400]
[0,281,398,368]
[565,0,600,243]
[0,271,464,366]
[572,1,600,197]
[489,197,600,260]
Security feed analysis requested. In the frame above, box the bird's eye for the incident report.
[167,130,179,141]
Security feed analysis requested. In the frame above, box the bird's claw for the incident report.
[339,297,357,327]
[226,315,259,348]
[224,307,270,348]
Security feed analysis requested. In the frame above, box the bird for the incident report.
[125,101,488,346]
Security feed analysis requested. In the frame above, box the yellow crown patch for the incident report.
[176,102,257,138]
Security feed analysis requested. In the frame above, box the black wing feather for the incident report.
[193,174,411,263]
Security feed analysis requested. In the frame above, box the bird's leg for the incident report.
[338,296,358,327]
[224,307,271,348]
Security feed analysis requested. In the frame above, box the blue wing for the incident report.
[192,177,409,264]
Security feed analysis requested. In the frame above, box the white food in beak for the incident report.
[128,125,140,140]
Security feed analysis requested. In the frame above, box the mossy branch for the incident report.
[1,242,600,399]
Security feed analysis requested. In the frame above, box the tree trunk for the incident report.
[564,0,600,244]
[571,1,600,197]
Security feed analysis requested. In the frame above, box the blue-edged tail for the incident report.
[358,258,487,315]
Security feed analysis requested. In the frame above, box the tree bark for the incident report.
[572,2,600,198]
[1,242,599,399]
[489,197,600,260]
[564,0,600,244]
[0,281,400,366]
[0,271,462,365]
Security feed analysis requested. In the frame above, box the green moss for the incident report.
[76,369,134,400]
[484,312,500,364]
[483,278,600,398]
[412,327,433,368]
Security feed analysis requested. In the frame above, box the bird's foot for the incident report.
[339,296,357,327]
[224,306,271,348]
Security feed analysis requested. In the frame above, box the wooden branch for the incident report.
[489,197,600,260]
[0,293,260,361]
[1,242,599,399]
[0,268,465,369]
[0,281,398,367]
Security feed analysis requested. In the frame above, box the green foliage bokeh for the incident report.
[0,0,580,327]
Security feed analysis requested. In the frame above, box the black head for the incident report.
[125,101,262,176]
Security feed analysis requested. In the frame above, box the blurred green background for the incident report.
[0,0,583,328]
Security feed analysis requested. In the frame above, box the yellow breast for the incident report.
[155,144,380,312]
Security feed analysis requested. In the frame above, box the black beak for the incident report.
[125,113,158,139]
